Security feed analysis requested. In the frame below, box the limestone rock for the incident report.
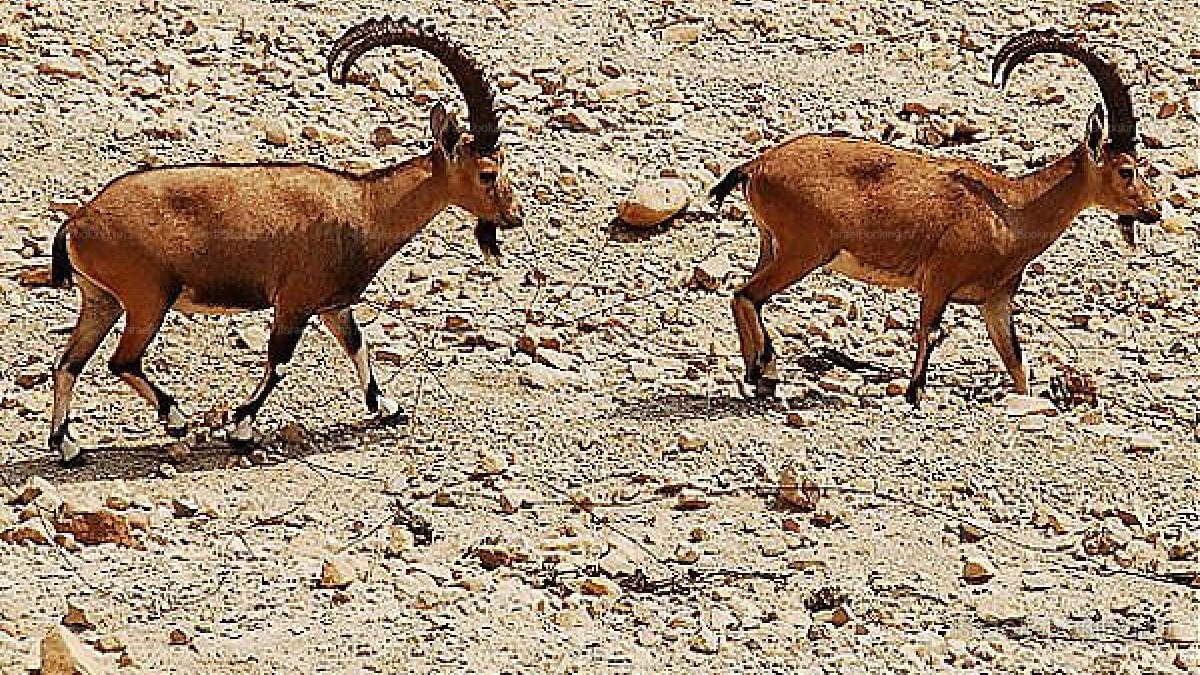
[617,179,690,228]
[962,554,996,584]
[41,625,110,675]
[692,255,733,291]
[36,57,86,79]
[1002,395,1057,417]
[676,488,711,510]
[663,24,703,44]
[318,558,356,589]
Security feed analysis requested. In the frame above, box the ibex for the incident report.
[48,16,523,465]
[711,30,1160,405]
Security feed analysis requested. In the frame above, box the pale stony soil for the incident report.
[1,0,1199,672]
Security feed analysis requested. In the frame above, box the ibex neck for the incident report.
[1011,147,1092,243]
[362,154,449,259]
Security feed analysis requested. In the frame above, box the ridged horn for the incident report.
[993,29,1137,153]
[328,16,502,153]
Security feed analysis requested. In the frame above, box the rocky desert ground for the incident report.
[1,0,1199,672]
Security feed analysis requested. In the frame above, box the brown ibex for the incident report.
[711,29,1160,405]
[48,16,523,465]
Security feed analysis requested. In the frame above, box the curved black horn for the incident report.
[328,16,502,153]
[993,29,1136,153]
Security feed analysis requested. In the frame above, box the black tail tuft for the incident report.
[50,223,72,288]
[709,165,749,207]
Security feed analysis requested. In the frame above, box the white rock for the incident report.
[474,448,509,476]
[41,625,110,675]
[318,558,356,589]
[1164,621,1199,644]
[521,363,576,390]
[692,255,733,291]
[595,77,642,100]
[1002,394,1057,417]
[677,432,707,452]
[1127,432,1161,453]
[263,119,292,147]
[618,178,690,228]
[676,488,711,510]
[36,57,86,79]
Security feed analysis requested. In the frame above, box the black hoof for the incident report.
[377,410,410,427]
[50,427,86,467]
[58,451,87,468]
[166,425,188,439]
[744,364,762,385]
[755,379,779,399]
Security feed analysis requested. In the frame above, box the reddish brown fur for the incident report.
[725,133,1159,404]
[49,132,521,464]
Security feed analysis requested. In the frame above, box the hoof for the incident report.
[744,360,763,386]
[370,395,407,425]
[905,385,924,408]
[755,379,779,399]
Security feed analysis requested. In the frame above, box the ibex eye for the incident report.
[1118,167,1135,180]
[480,171,498,182]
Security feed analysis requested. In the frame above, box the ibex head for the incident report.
[329,16,524,259]
[995,29,1161,242]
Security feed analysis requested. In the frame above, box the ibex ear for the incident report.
[1085,104,1104,164]
[430,102,462,159]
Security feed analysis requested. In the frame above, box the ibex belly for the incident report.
[827,252,915,290]
[173,284,272,315]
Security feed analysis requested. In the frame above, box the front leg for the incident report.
[320,308,401,420]
[906,291,951,407]
[229,309,311,443]
[980,292,1029,395]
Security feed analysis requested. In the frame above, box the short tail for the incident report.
[709,165,749,207]
[50,223,72,288]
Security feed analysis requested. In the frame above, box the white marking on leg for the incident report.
[351,345,372,394]
[377,396,400,418]
[229,417,256,442]
[60,433,82,464]
[166,405,187,432]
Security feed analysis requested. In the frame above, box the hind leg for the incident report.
[731,241,830,397]
[320,308,401,419]
[50,278,123,465]
[107,292,188,437]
